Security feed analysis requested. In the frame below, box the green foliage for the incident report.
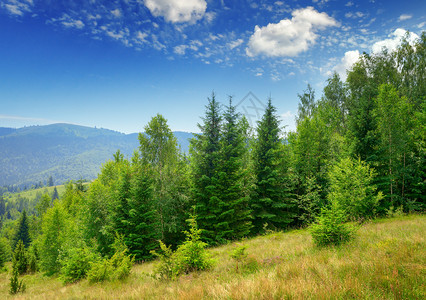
[0,237,9,270]
[125,166,159,261]
[252,98,294,234]
[28,244,39,273]
[13,209,31,249]
[38,203,69,275]
[86,234,134,283]
[190,93,223,244]
[60,246,98,284]
[12,240,28,275]
[9,266,26,295]
[310,201,356,247]
[297,176,323,225]
[328,157,383,221]
[152,215,213,280]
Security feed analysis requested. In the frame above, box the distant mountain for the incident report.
[0,124,193,187]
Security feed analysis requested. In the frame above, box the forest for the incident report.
[0,33,424,294]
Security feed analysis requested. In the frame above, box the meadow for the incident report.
[1,214,424,299]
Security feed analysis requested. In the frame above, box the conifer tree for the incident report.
[126,166,159,261]
[252,98,294,233]
[216,97,252,241]
[190,93,223,244]
[13,210,31,249]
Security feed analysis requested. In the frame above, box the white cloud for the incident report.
[3,0,33,16]
[174,45,187,55]
[372,28,419,54]
[418,22,425,29]
[345,1,354,7]
[111,8,121,18]
[331,50,360,80]
[62,19,85,29]
[246,6,338,57]
[144,0,207,23]
[398,14,412,21]
[227,39,243,50]
[136,31,148,43]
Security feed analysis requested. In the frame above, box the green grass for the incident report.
[0,214,424,299]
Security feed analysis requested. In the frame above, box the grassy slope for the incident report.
[1,215,424,299]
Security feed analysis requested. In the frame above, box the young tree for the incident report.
[13,210,31,249]
[252,98,294,233]
[328,157,383,221]
[125,165,159,261]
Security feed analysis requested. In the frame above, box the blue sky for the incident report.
[0,0,424,134]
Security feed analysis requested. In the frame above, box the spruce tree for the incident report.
[252,98,294,234]
[190,93,222,244]
[13,210,31,249]
[216,97,252,241]
[126,166,159,261]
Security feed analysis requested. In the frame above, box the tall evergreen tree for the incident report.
[215,97,252,241]
[126,165,159,261]
[252,98,294,234]
[13,210,31,249]
[190,93,223,244]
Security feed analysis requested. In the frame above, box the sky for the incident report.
[0,0,424,134]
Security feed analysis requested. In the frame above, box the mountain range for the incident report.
[0,123,193,187]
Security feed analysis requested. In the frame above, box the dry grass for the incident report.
[1,214,424,299]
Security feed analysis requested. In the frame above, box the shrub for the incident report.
[310,201,356,247]
[230,244,248,272]
[60,246,98,284]
[152,215,213,280]
[87,234,134,283]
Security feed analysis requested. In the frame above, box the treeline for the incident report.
[0,32,424,284]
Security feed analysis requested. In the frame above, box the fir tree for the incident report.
[190,93,223,244]
[13,210,31,249]
[216,97,252,241]
[126,166,159,261]
[252,98,294,234]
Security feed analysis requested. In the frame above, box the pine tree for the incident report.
[51,187,59,201]
[252,98,294,234]
[13,210,31,249]
[12,240,28,275]
[216,97,252,241]
[190,93,223,244]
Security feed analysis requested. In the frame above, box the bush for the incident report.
[152,215,213,280]
[87,234,134,283]
[310,201,356,247]
[60,246,98,284]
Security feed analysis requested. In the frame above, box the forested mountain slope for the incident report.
[0,123,192,187]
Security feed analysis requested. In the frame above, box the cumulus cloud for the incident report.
[246,6,338,57]
[144,0,207,23]
[331,50,360,80]
[372,28,419,54]
[398,14,412,21]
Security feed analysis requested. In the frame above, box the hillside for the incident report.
[0,215,424,299]
[0,124,193,187]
